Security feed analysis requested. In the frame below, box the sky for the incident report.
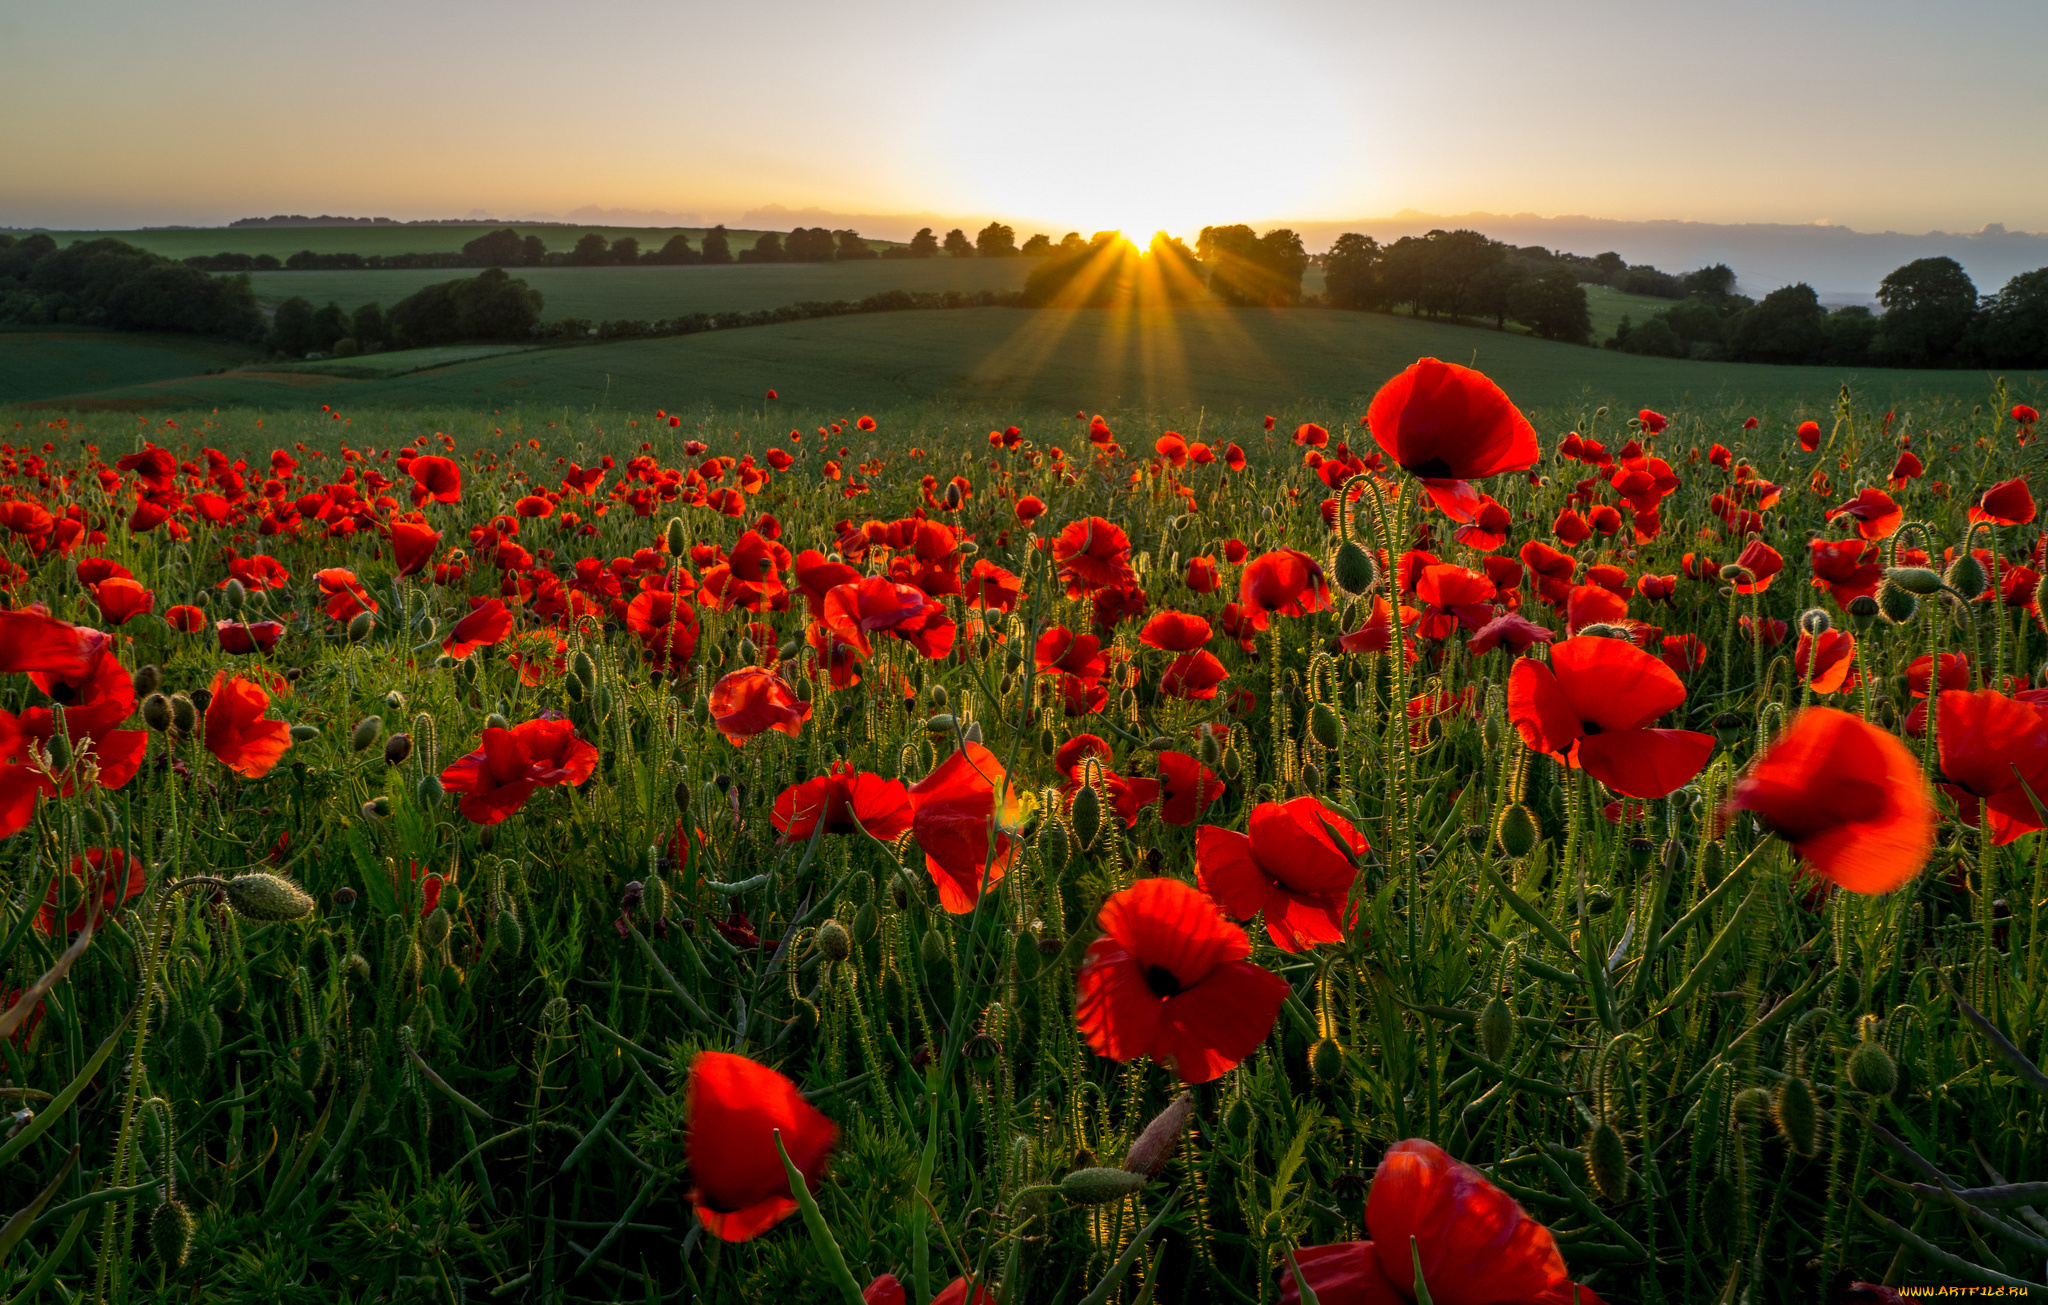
[5,0,2047,241]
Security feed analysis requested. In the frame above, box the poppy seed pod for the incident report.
[169,693,197,735]
[346,611,375,642]
[225,872,315,922]
[1845,594,1880,629]
[1332,539,1377,596]
[1478,995,1515,1062]
[1059,1167,1149,1205]
[1495,803,1540,858]
[1798,607,1831,636]
[963,1031,999,1069]
[1122,1091,1195,1178]
[351,716,382,752]
[1587,1121,1629,1202]
[1711,711,1747,744]
[1626,837,1654,871]
[815,918,851,963]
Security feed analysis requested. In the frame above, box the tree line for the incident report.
[0,235,264,339]
[1608,256,2048,368]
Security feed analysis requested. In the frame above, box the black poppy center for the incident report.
[1144,965,1183,998]
[1581,721,1603,735]
[1404,456,1455,479]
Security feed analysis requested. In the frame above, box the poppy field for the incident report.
[0,365,2044,1305]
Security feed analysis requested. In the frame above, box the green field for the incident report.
[13,305,2033,419]
[0,329,261,405]
[17,223,895,261]
[246,258,1038,320]
[1583,284,1683,342]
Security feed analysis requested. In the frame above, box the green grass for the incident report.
[246,258,1035,321]
[15,304,2035,420]
[1583,284,1683,343]
[0,330,261,405]
[21,223,894,261]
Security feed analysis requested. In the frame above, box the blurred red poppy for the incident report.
[708,667,810,745]
[1366,358,1539,522]
[1413,565,1493,640]
[1076,877,1288,1084]
[1197,796,1366,951]
[0,611,98,678]
[443,598,513,659]
[1935,689,2048,845]
[1185,556,1222,593]
[1140,610,1211,652]
[686,1051,838,1242]
[1508,637,1712,798]
[165,604,204,633]
[1727,707,1932,893]
[390,520,441,576]
[408,454,463,505]
[1282,1138,1609,1305]
[771,762,912,843]
[204,670,293,779]
[908,743,1021,912]
[1794,629,1858,694]
[1827,488,1903,541]
[1160,651,1229,700]
[439,716,598,824]
[1052,517,1135,594]
[1730,539,1783,593]
[1971,477,2037,526]
[1797,420,1822,451]
[216,620,284,655]
[36,848,144,936]
[1239,550,1331,629]
[1155,750,1223,825]
[90,578,153,626]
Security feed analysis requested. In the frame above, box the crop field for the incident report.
[19,225,817,262]
[0,355,2044,1304]
[0,331,261,406]
[15,305,2033,420]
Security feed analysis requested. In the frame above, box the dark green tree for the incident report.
[1508,264,1592,343]
[785,228,835,262]
[569,233,609,266]
[835,230,877,260]
[1322,233,1384,310]
[460,228,524,266]
[1020,233,1052,257]
[1682,263,1739,301]
[351,302,388,347]
[975,223,1017,257]
[1199,225,1308,306]
[269,296,316,357]
[1980,268,2048,367]
[701,226,733,264]
[1725,283,1828,364]
[520,235,547,264]
[909,228,939,258]
[1872,256,1978,366]
[1618,315,1685,357]
[309,301,350,352]
[646,233,699,265]
[739,232,785,264]
[1822,306,1878,366]
[942,229,973,257]
[1475,261,1532,328]
[608,236,640,265]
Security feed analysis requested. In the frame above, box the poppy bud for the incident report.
[1309,1037,1346,1084]
[150,1198,194,1270]
[1946,553,1988,601]
[348,951,372,982]
[1223,1097,1254,1142]
[1478,995,1515,1062]
[289,723,321,742]
[1308,703,1342,750]
[416,773,443,807]
[1626,837,1654,871]
[44,732,71,774]
[1198,729,1221,765]
[735,637,757,666]
[347,611,375,642]
[360,797,391,821]
[1222,746,1244,782]
[1711,712,1747,744]
[1120,688,1138,714]
[1587,1121,1629,1202]
[1494,803,1540,858]
[142,692,173,731]
[132,664,161,696]
[351,716,382,752]
[1123,1091,1195,1178]
[1299,760,1323,794]
[225,872,314,922]
[919,927,950,970]
[494,907,523,956]
[384,733,412,766]
[1660,838,1688,877]
[815,919,852,963]
[1014,928,1042,980]
[223,578,248,614]
[664,516,687,555]
[1700,1172,1739,1239]
[422,906,452,948]
[1036,817,1071,874]
[641,873,669,920]
[1798,608,1831,635]
[1847,1037,1897,1097]
[789,997,820,1034]
[1576,623,1630,640]
[850,901,878,947]
[1885,566,1942,595]
[484,712,510,732]
[1070,784,1103,851]
[169,693,197,734]
[1732,1085,1774,1128]
[1700,840,1726,887]
[1875,581,1919,626]
[1774,1076,1819,1156]
[1332,540,1377,596]
[929,683,949,710]
[1059,1167,1148,1205]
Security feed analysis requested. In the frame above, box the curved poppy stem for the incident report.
[1361,475,1419,977]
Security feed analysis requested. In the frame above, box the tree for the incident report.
[608,236,640,266]
[1020,233,1052,257]
[909,228,939,258]
[1618,315,1685,357]
[1725,283,1828,364]
[461,228,525,266]
[738,232,785,264]
[701,226,732,264]
[1980,268,2048,367]
[1057,232,1086,254]
[1617,266,1684,299]
[1378,229,1502,320]
[835,230,877,260]
[1198,225,1309,306]
[646,233,699,265]
[1323,233,1384,310]
[1872,256,1977,366]
[520,235,547,265]
[785,228,836,262]
[1822,306,1878,366]
[975,223,1017,257]
[352,302,387,347]
[389,268,543,347]
[942,229,973,258]
[1508,264,1592,344]
[569,233,609,266]
[1682,263,1738,301]
[1592,252,1626,281]
[269,296,315,357]
[309,301,350,353]
[1475,261,1532,329]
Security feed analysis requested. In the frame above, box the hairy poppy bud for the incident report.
[493,906,523,957]
[359,797,391,821]
[484,712,510,732]
[1299,760,1323,794]
[1495,803,1539,858]
[1332,540,1377,596]
[1587,1121,1629,1202]
[1123,1092,1194,1178]
[1198,728,1222,765]
[222,578,248,614]
[150,1198,194,1269]
[1014,928,1042,980]
[1070,784,1103,851]
[1700,840,1727,887]
[1223,1097,1254,1141]
[1478,995,1515,1062]
[44,731,71,774]
[1036,817,1071,874]
[1798,607,1831,635]
[664,516,687,555]
[1059,1167,1148,1205]
[288,723,321,742]
[1846,1037,1897,1096]
[1222,746,1244,781]
[1309,1037,1346,1084]
[351,716,382,752]
[919,927,949,970]
[1877,580,1920,625]
[815,919,852,963]
[1885,566,1942,596]
[1774,1076,1819,1156]
[346,611,375,642]
[142,693,173,731]
[1309,703,1342,750]
[1945,552,1987,601]
[225,872,314,922]
[1660,838,1688,876]
[421,906,452,948]
[169,693,197,735]
[416,774,443,806]
[384,732,412,766]
[132,664,162,697]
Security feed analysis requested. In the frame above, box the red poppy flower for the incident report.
[822,577,939,659]
[864,1276,993,1305]
[1184,556,1222,593]
[408,454,463,504]
[1809,538,1883,606]
[1239,550,1331,629]
[708,667,811,746]
[315,568,378,622]
[686,1051,838,1243]
[1827,488,1903,541]
[1726,707,1932,894]
[1053,517,1135,594]
[36,848,146,936]
[1282,1138,1609,1305]
[439,716,599,824]
[1739,614,1789,647]
[625,589,701,670]
[1507,637,1712,798]
[166,604,204,633]
[964,559,1022,613]
[1155,750,1223,825]
[1563,584,1628,634]
[89,578,153,626]
[1453,495,1513,551]
[771,763,912,843]
[1160,651,1229,700]
[1057,673,1108,716]
[1076,876,1287,1084]
[793,550,861,618]
[1466,612,1553,656]
[1729,539,1783,593]
[390,521,441,577]
[1034,627,1107,681]
[1140,610,1212,652]
[1660,633,1708,677]
[1934,689,2048,845]
[443,598,513,659]
[1551,509,1590,546]
[203,670,293,779]
[1197,796,1367,951]
[1797,420,1822,451]
[1413,565,1494,640]
[908,743,1021,913]
[1793,629,1857,694]
[0,611,98,678]
[1971,477,2037,526]
[1366,358,1539,522]
[216,620,284,655]
[1888,450,1924,486]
